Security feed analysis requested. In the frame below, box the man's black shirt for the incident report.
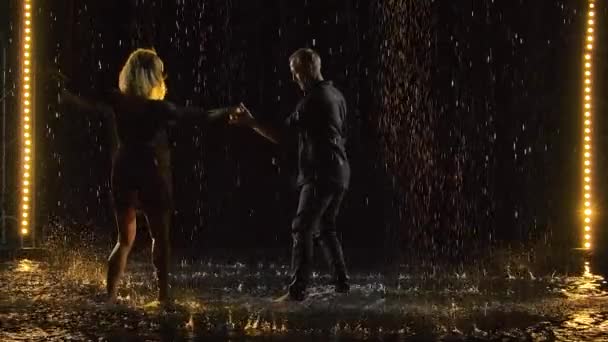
[285,80,350,188]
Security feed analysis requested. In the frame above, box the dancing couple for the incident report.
[62,47,350,304]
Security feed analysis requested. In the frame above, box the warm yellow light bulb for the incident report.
[585,209,592,215]
[21,228,28,235]
[585,242,591,248]
[585,226,591,232]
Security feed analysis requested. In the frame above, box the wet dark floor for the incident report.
[1,250,607,341]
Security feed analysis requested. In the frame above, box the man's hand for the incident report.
[229,102,256,126]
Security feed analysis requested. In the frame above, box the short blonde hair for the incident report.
[118,48,166,99]
[289,48,322,76]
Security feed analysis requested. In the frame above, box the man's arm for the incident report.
[230,103,284,144]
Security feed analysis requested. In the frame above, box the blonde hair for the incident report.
[289,48,322,76]
[118,48,167,100]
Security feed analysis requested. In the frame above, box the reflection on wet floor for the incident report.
[0,252,607,341]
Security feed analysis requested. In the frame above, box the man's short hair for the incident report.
[289,48,322,75]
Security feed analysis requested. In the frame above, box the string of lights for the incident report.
[582,0,595,250]
[20,0,33,239]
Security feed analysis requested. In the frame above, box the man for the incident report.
[231,48,350,301]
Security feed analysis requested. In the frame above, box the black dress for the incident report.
[104,91,229,212]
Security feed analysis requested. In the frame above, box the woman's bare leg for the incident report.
[146,210,171,303]
[107,203,137,302]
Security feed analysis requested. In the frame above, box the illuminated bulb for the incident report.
[589,11,595,17]
[585,104,591,109]
[23,196,29,202]
[585,234,591,240]
[25,20,30,25]
[585,226,591,232]
[585,79,591,84]
[23,188,29,194]
[585,161,590,166]
[585,112,591,117]
[24,116,30,121]
[584,136,590,142]
[21,220,27,226]
[585,71,591,76]
[585,242,591,248]
[585,152,590,157]
[25,12,30,18]
[24,68,29,74]
[24,84,30,90]
[24,172,30,177]
[24,92,30,98]
[585,128,591,134]
[588,28,594,33]
[585,95,591,100]
[585,209,592,215]
[585,186,591,191]
[589,20,594,25]
[24,44,30,49]
[585,218,591,223]
[25,4,30,9]
[21,228,28,235]
[585,120,591,125]
[585,54,591,60]
[587,44,593,50]
[585,62,591,68]
[22,212,28,218]
[25,140,31,146]
[585,87,591,92]
[588,36,594,42]
[585,168,591,174]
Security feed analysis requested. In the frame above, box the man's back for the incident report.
[291,80,350,188]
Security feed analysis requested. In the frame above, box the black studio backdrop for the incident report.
[3,0,602,265]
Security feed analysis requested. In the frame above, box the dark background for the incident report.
[2,0,606,268]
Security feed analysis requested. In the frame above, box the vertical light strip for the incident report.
[582,0,595,250]
[20,0,33,238]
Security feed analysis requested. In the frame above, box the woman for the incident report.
[61,48,238,304]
